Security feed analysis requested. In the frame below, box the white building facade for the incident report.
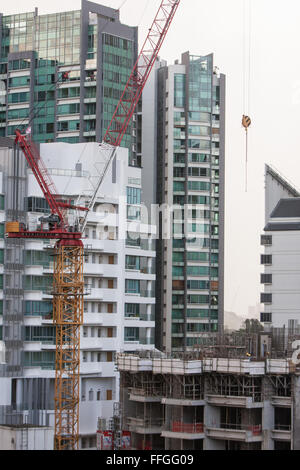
[261,165,300,330]
[0,138,155,449]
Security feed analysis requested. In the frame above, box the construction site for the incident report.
[1,0,298,453]
[115,329,300,451]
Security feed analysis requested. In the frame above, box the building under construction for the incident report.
[117,330,300,450]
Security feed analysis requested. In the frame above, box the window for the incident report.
[174,167,185,178]
[173,181,184,192]
[187,266,210,276]
[188,125,210,136]
[107,328,113,338]
[8,76,30,88]
[57,103,80,115]
[188,139,210,151]
[188,181,210,191]
[107,351,113,362]
[187,280,209,290]
[187,295,209,304]
[9,59,31,71]
[127,205,141,221]
[26,197,50,213]
[261,312,272,323]
[187,309,210,319]
[174,154,186,164]
[57,120,80,132]
[126,255,140,270]
[188,167,210,178]
[172,294,184,306]
[189,111,210,122]
[58,87,80,99]
[124,327,139,342]
[125,280,140,294]
[172,309,184,320]
[127,187,141,204]
[174,74,186,107]
[261,255,272,265]
[107,303,113,313]
[125,303,140,318]
[261,235,272,246]
[126,233,140,247]
[261,274,272,284]
[172,266,184,277]
[8,92,29,103]
[261,293,272,304]
[173,252,184,263]
[187,252,209,262]
[7,108,29,120]
[24,250,51,267]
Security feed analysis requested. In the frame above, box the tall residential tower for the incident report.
[154,52,225,353]
[0,0,139,165]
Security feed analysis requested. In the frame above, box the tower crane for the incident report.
[5,0,181,450]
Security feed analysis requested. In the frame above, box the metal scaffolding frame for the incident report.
[206,373,263,402]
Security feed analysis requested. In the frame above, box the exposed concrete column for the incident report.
[292,374,300,449]
[262,377,274,450]
[204,404,224,450]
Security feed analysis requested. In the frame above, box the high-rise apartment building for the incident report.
[153,52,225,352]
[0,138,156,449]
[260,164,300,330]
[0,0,139,165]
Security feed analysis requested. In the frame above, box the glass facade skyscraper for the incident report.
[0,0,139,165]
[155,52,225,352]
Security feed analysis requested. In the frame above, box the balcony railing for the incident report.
[219,423,262,435]
[274,424,291,431]
[140,290,155,298]
[170,421,204,434]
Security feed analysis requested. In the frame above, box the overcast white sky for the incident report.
[3,0,300,319]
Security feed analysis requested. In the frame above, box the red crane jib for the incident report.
[103,0,181,148]
[6,230,82,240]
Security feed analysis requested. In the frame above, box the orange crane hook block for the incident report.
[242,114,251,131]
[242,115,251,192]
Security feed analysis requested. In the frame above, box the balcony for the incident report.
[206,395,263,408]
[128,388,162,403]
[205,423,263,442]
[127,417,163,434]
[271,396,292,408]
[162,421,204,440]
[140,290,155,298]
[271,425,292,442]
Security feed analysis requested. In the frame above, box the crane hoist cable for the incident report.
[242,0,252,192]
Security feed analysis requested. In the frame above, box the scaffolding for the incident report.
[130,372,165,398]
[164,374,204,401]
[206,374,262,402]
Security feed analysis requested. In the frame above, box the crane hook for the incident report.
[242,115,251,192]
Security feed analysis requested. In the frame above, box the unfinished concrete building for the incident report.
[117,332,299,450]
